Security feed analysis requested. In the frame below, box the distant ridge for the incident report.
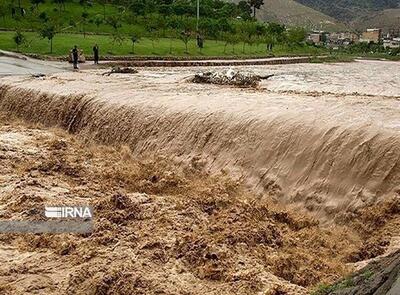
[352,8,400,31]
[245,0,399,32]
[295,0,400,30]
[236,0,347,31]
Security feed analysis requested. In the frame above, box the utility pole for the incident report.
[196,0,200,32]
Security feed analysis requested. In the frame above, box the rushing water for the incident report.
[0,60,399,220]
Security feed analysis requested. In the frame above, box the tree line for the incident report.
[3,0,307,54]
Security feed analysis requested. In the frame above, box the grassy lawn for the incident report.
[0,31,326,58]
[0,0,328,58]
[0,0,127,34]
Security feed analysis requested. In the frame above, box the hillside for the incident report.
[248,0,347,31]
[353,8,400,31]
[296,0,400,22]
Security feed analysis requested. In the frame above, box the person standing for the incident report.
[93,44,99,65]
[196,34,203,49]
[72,45,79,69]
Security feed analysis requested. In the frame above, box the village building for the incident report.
[328,32,359,46]
[383,37,400,49]
[359,28,382,43]
[307,31,329,45]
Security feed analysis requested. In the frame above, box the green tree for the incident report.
[53,0,66,12]
[106,15,123,50]
[266,23,286,43]
[237,1,251,20]
[30,0,45,10]
[111,31,125,46]
[222,32,239,54]
[199,18,219,40]
[0,3,7,25]
[38,11,49,22]
[286,27,307,46]
[178,18,194,54]
[263,34,275,52]
[145,22,158,50]
[151,14,167,37]
[13,30,26,51]
[180,29,191,54]
[239,21,256,53]
[81,11,89,38]
[79,0,90,11]
[39,23,57,53]
[107,15,122,32]
[248,0,264,18]
[129,0,146,16]
[98,0,107,20]
[93,15,103,33]
[167,28,178,54]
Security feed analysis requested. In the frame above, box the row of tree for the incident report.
[1,0,265,21]
[5,0,307,54]
[13,17,307,54]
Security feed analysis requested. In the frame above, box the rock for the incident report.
[321,250,400,295]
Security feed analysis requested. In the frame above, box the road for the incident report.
[0,51,68,76]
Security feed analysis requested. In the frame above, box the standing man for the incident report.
[93,44,99,65]
[72,45,79,69]
[196,34,203,49]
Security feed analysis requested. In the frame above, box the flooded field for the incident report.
[0,59,399,294]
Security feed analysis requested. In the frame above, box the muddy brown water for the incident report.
[0,59,399,294]
[0,60,399,221]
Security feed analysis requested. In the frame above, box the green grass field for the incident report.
[0,31,326,57]
[0,0,329,58]
[0,0,128,34]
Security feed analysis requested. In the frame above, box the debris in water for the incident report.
[32,73,46,79]
[189,69,273,88]
[102,66,138,76]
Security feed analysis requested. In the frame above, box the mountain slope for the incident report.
[295,0,400,21]
[353,8,400,30]
[253,0,347,31]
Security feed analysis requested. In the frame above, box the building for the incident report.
[307,31,329,45]
[328,32,359,46]
[383,38,400,49]
[386,29,400,39]
[359,29,382,44]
